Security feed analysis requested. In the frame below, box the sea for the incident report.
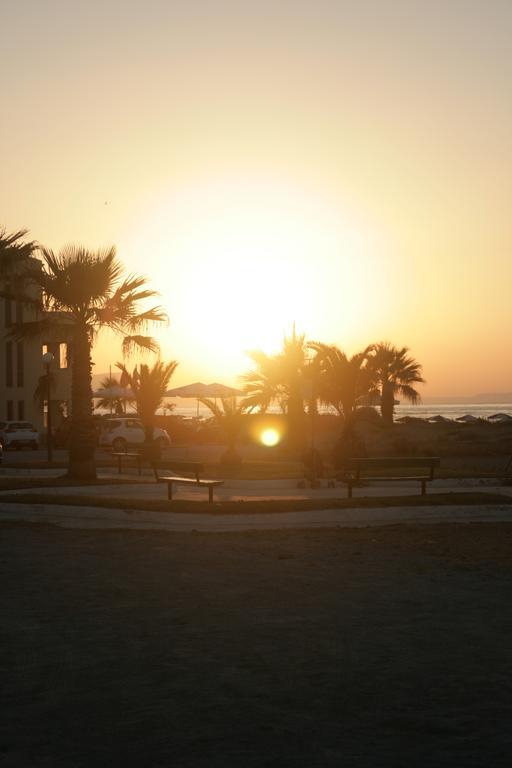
[158,402,512,421]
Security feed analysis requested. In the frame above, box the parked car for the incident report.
[98,417,171,452]
[0,421,39,450]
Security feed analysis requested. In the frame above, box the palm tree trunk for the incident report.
[381,382,395,426]
[287,390,305,454]
[68,326,97,480]
[342,399,356,433]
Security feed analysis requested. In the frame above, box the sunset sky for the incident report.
[2,0,511,396]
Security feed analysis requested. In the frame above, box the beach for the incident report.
[2,522,512,767]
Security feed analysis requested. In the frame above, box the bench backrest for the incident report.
[152,460,205,481]
[345,457,440,479]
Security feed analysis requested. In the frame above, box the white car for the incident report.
[0,421,40,450]
[99,417,171,452]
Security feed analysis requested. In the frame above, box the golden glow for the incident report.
[5,3,512,396]
[122,179,388,382]
[260,427,281,447]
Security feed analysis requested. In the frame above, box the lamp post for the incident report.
[42,351,54,463]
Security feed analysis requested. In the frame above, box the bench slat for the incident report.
[341,456,440,499]
[345,457,440,469]
[159,475,223,487]
[346,475,432,482]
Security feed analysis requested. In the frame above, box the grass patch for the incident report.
[1,491,511,515]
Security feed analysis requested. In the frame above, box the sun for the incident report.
[121,177,386,380]
[260,427,281,447]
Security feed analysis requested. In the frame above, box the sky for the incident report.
[2,0,512,396]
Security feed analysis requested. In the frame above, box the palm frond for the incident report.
[121,335,160,358]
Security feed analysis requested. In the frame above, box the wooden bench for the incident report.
[112,451,143,476]
[340,457,441,498]
[153,461,224,503]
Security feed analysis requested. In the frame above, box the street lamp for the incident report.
[42,351,54,463]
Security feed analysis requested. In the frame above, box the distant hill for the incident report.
[423,393,512,404]
[92,372,110,389]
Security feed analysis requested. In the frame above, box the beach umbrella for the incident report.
[165,382,210,398]
[165,382,210,417]
[456,414,479,423]
[429,415,452,423]
[204,383,244,397]
[165,382,242,416]
[396,416,425,423]
[489,413,512,422]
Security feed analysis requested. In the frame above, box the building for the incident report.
[0,257,71,434]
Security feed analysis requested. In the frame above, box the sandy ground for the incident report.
[2,522,512,767]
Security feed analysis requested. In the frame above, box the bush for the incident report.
[392,437,417,456]
[332,431,367,469]
[302,448,324,479]
[354,407,382,425]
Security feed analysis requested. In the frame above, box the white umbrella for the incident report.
[489,413,512,422]
[166,382,243,416]
[165,383,210,417]
[456,414,480,423]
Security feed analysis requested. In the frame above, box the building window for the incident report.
[42,341,68,369]
[59,342,68,369]
[16,341,24,387]
[17,400,25,420]
[7,400,13,420]
[5,342,13,386]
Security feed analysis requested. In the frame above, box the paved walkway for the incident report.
[0,480,512,532]
[1,473,511,532]
[1,499,511,532]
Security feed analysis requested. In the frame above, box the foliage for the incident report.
[241,326,312,452]
[0,228,38,279]
[10,244,167,479]
[95,375,133,415]
[199,396,247,465]
[366,342,425,425]
[308,342,372,427]
[116,360,178,448]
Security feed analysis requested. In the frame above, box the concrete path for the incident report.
[1,474,511,502]
[1,498,511,533]
[2,472,512,532]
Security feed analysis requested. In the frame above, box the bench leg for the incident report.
[118,457,122,474]
[348,482,353,499]
[208,486,213,504]
[138,457,142,476]
[421,480,426,496]
[167,481,173,501]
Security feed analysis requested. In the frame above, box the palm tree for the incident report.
[241,326,310,450]
[116,360,178,453]
[199,396,247,465]
[11,245,167,479]
[308,342,372,431]
[367,342,425,425]
[95,375,133,415]
[0,228,38,278]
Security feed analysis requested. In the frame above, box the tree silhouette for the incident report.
[116,360,178,451]
[11,245,167,478]
[367,342,425,425]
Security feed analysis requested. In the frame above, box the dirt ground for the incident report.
[2,522,512,767]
